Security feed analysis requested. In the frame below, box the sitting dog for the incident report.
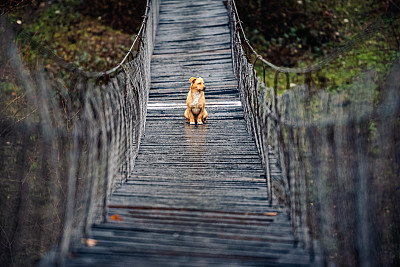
[184,77,208,125]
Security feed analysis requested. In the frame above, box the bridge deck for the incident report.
[66,0,311,265]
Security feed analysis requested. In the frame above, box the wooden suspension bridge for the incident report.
[64,0,314,266]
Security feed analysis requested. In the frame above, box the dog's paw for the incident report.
[197,121,203,125]
[190,122,195,125]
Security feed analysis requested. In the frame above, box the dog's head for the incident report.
[189,77,206,92]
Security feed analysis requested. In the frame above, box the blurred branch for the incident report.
[0,0,34,16]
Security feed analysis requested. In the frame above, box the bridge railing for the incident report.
[227,0,400,265]
[0,0,159,265]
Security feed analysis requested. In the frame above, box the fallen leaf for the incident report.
[110,214,123,221]
[81,238,97,247]
[264,212,278,216]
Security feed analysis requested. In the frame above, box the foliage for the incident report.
[236,0,400,92]
[78,0,147,34]
[6,0,145,72]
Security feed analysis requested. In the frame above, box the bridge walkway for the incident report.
[66,0,311,265]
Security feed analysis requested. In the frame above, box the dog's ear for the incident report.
[189,77,197,83]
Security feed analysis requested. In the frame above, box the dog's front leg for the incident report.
[187,108,196,125]
[202,108,208,123]
[184,108,190,123]
[196,105,205,125]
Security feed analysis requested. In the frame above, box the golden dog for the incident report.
[184,77,208,125]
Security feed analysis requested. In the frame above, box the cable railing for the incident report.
[227,0,400,265]
[0,0,159,265]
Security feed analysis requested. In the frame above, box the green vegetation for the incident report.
[236,0,400,92]
[6,0,145,72]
